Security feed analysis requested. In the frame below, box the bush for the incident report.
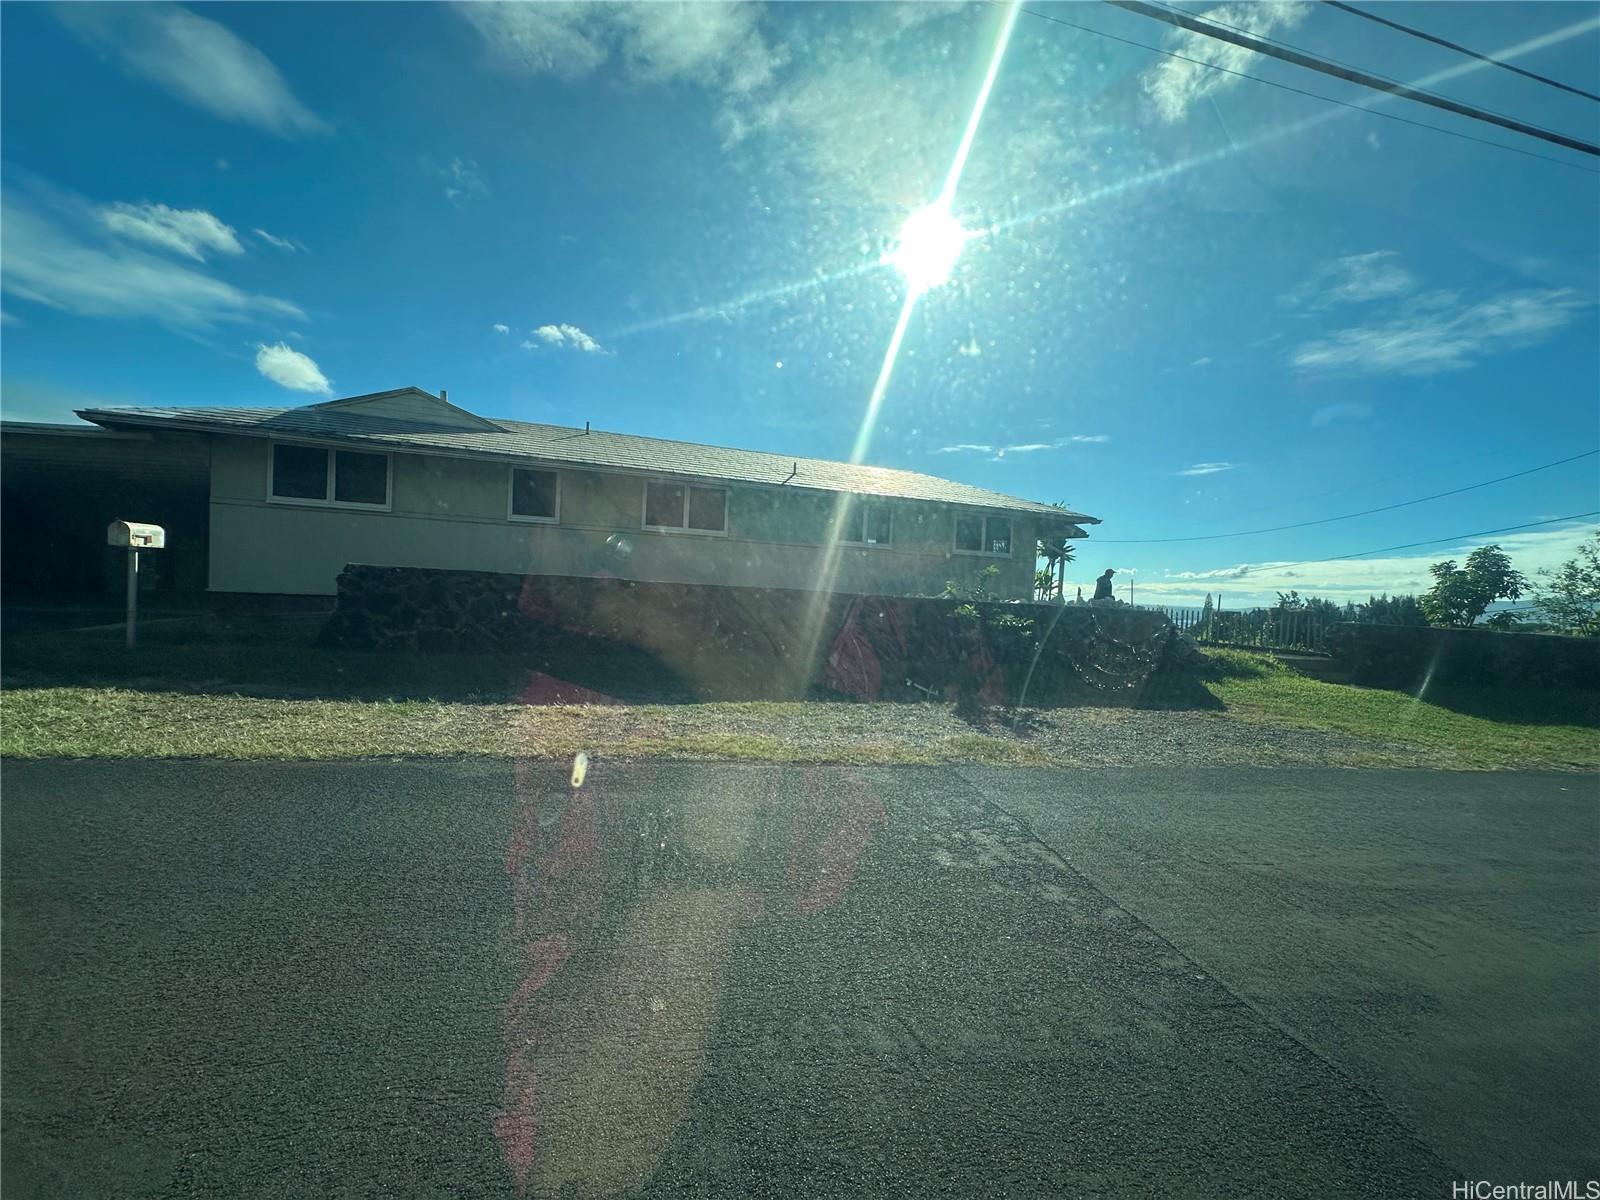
[1325,622,1600,692]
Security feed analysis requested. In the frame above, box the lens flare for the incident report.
[888,203,969,296]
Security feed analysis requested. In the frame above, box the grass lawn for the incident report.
[1,623,1595,770]
[1205,649,1599,772]
[0,689,1061,766]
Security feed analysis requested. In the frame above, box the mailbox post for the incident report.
[107,522,165,648]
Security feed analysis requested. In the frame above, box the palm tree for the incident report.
[1035,503,1078,602]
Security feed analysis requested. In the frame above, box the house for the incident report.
[60,387,1098,601]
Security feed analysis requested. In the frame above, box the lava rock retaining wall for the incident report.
[319,564,1207,705]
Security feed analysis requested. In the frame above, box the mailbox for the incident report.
[108,521,165,549]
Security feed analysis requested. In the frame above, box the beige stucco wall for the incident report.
[207,435,1039,599]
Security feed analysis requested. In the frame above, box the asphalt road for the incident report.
[2,761,1595,1198]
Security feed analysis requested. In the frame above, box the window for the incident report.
[643,480,727,533]
[843,501,893,546]
[271,444,326,499]
[270,444,390,508]
[954,513,1012,556]
[687,486,726,532]
[510,468,559,522]
[335,451,388,505]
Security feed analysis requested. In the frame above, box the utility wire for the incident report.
[1095,449,1600,544]
[1254,511,1598,574]
[1013,5,1599,175]
[1106,0,1600,157]
[1145,0,1591,136]
[1324,0,1600,104]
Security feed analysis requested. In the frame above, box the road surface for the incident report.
[3,761,1595,1197]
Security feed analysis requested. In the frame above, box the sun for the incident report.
[888,202,969,296]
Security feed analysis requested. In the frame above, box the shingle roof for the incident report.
[78,389,1099,525]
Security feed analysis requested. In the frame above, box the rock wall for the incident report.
[319,564,1206,706]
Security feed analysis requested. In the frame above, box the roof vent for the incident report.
[440,389,448,403]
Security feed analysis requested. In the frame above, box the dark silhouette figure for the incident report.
[1092,568,1116,601]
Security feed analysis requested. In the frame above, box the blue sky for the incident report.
[3,1,1597,605]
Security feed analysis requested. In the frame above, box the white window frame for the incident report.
[952,511,1014,558]
[506,465,562,524]
[841,500,894,549]
[641,479,728,536]
[267,442,392,511]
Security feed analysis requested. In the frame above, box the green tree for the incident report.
[1355,593,1427,626]
[1420,544,1528,628]
[1531,531,1600,636]
[1304,596,1343,623]
[1275,590,1305,611]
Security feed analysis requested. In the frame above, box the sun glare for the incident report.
[888,203,969,296]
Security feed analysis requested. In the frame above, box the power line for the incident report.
[1258,511,1598,574]
[1106,0,1600,158]
[1324,0,1600,104]
[1146,0,1590,133]
[1012,5,1599,175]
[1095,449,1599,544]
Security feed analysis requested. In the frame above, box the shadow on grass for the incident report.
[8,612,1234,716]
[1413,683,1600,729]
[1204,647,1599,729]
[1,615,697,705]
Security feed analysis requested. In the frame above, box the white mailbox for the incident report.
[108,521,165,549]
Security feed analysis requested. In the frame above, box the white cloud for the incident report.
[1189,356,1212,367]
[55,3,327,136]
[1292,288,1589,377]
[1142,2,1312,122]
[99,202,243,261]
[1285,251,1416,309]
[937,435,1109,457]
[254,342,331,395]
[1,192,303,328]
[459,3,1080,219]
[438,158,488,206]
[253,227,302,252]
[492,323,510,335]
[460,1,782,94]
[1178,461,1237,476]
[523,323,608,354]
[1135,522,1597,608]
[721,39,964,208]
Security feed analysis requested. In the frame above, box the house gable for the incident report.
[293,388,503,433]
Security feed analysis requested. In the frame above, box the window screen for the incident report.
[334,451,388,505]
[954,514,984,553]
[511,469,559,520]
[986,518,1012,555]
[687,486,726,532]
[272,445,328,500]
[644,481,685,528]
